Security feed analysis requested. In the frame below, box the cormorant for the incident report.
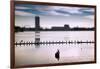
[55,49,60,61]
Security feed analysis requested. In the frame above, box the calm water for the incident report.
[15,31,94,67]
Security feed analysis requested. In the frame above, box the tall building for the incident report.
[64,24,70,30]
[35,16,40,31]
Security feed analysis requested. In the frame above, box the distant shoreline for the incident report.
[16,30,94,33]
[15,25,95,32]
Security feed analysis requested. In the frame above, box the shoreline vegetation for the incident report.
[15,24,95,32]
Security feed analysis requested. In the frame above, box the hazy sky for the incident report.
[15,4,95,28]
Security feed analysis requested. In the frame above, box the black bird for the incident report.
[55,49,60,61]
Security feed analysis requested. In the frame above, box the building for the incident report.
[51,24,70,31]
[35,16,40,31]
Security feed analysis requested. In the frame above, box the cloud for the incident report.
[55,7,81,14]
[79,8,94,16]
[35,6,81,16]
[49,10,70,16]
[82,8,94,12]
[15,10,35,16]
[84,15,94,19]
[51,6,94,16]
[15,4,94,17]
[15,6,31,9]
[33,6,51,11]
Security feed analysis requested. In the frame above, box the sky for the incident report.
[15,4,95,28]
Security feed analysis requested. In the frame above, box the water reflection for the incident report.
[35,31,40,48]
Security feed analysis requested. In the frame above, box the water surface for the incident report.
[15,31,94,66]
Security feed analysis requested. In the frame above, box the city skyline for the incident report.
[15,15,94,28]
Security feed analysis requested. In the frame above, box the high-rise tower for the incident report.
[35,16,40,31]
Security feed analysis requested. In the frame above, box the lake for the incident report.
[15,31,94,67]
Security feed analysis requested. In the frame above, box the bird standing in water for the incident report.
[55,49,60,61]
